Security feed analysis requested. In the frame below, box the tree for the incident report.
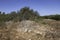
[0,11,1,14]
[17,7,40,21]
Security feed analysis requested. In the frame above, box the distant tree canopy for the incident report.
[43,14,60,21]
[0,7,40,22]
[0,7,60,23]
[18,7,40,20]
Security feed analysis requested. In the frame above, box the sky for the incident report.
[0,0,60,16]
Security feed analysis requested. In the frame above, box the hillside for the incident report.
[0,7,60,40]
[0,20,60,40]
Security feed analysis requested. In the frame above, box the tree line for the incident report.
[0,7,60,23]
[43,14,60,21]
[0,7,40,22]
[0,7,60,27]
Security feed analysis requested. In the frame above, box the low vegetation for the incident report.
[43,14,60,21]
[0,7,60,40]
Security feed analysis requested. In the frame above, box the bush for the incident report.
[0,22,6,29]
[43,14,60,21]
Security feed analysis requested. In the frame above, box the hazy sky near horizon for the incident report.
[0,0,60,16]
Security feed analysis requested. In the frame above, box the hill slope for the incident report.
[0,20,60,40]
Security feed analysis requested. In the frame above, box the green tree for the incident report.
[18,7,40,21]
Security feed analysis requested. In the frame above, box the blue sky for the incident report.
[0,0,60,16]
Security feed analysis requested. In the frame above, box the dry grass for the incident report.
[0,20,60,40]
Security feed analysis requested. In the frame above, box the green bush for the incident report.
[43,14,60,21]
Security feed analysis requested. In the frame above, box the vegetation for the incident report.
[0,7,40,22]
[0,7,60,23]
[43,14,60,21]
[0,7,60,40]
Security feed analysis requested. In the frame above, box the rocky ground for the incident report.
[0,20,60,40]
